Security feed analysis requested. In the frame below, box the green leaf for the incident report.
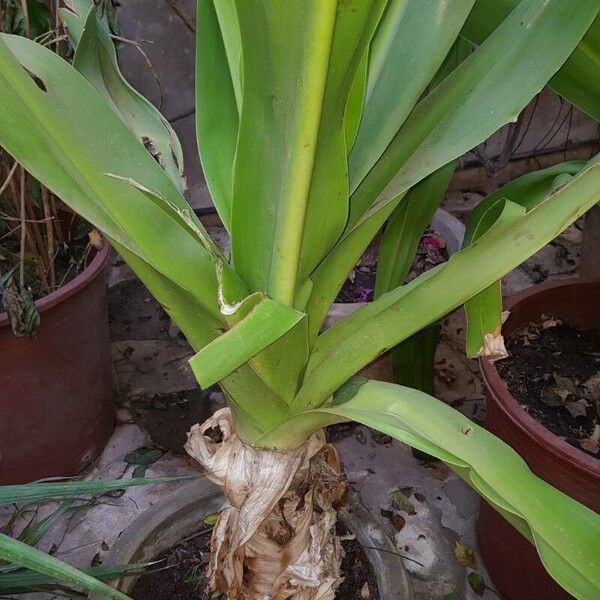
[296,0,388,286]
[0,34,225,328]
[462,1,600,121]
[0,477,190,505]
[123,446,164,479]
[0,563,150,595]
[348,0,474,194]
[190,298,305,389]
[296,153,600,408]
[59,0,185,191]
[304,195,400,343]
[195,0,239,229]
[17,501,73,548]
[391,324,440,395]
[462,162,584,358]
[374,161,456,297]
[265,380,600,600]
[349,0,599,229]
[0,533,131,600]
[230,0,339,304]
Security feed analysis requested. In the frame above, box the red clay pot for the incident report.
[479,278,600,600]
[0,242,114,484]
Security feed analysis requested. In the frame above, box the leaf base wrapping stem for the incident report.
[185,408,347,599]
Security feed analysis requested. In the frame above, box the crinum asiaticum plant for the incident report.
[0,0,600,598]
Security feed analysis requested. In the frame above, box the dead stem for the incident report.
[164,0,195,33]
[42,186,56,288]
[111,34,165,109]
[25,199,50,292]
[18,166,26,287]
[0,161,18,197]
[19,0,30,37]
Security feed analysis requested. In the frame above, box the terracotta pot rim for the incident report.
[479,277,600,476]
[0,240,110,327]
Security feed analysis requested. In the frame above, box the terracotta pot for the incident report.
[90,478,413,599]
[478,278,600,600]
[0,242,114,484]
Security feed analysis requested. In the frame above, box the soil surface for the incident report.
[497,315,600,458]
[132,522,380,600]
[0,219,92,302]
[335,227,448,303]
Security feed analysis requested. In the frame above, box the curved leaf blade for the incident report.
[60,0,186,191]
[350,0,599,229]
[463,162,584,357]
[297,153,600,408]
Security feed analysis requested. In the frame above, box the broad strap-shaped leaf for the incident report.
[305,0,596,337]
[195,0,239,229]
[348,0,474,195]
[296,0,388,287]
[190,298,305,389]
[230,0,338,304]
[295,153,600,408]
[264,380,600,600]
[375,161,456,297]
[60,0,185,191]
[462,0,600,121]
[0,34,228,326]
[0,533,131,600]
[304,195,401,343]
[349,0,599,229]
[374,162,455,393]
[462,162,584,358]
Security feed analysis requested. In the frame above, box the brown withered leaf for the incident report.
[579,425,600,454]
[540,386,567,407]
[88,228,103,249]
[541,314,563,329]
[454,541,477,569]
[565,399,589,419]
[392,514,406,532]
[425,462,450,481]
[389,487,416,515]
[582,374,600,400]
[1,275,40,337]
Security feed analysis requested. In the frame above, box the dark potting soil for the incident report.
[0,223,93,303]
[132,523,380,600]
[335,227,448,303]
[497,316,600,458]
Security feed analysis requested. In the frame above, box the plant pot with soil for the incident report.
[479,278,600,600]
[91,478,413,600]
[0,0,115,484]
[0,238,114,484]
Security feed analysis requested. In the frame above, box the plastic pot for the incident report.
[91,478,413,599]
[0,242,114,484]
[479,278,600,600]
